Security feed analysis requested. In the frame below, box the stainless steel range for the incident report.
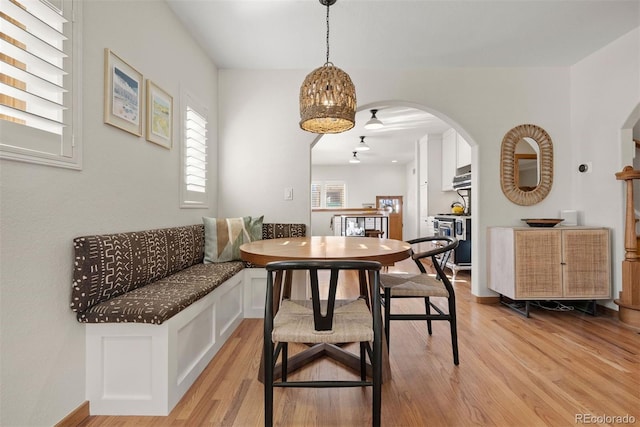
[433,215,471,266]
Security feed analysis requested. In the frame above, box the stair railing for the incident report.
[614,165,640,328]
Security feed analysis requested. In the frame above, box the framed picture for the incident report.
[145,80,173,149]
[104,49,143,136]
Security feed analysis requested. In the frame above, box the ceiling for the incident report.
[311,106,451,166]
[166,0,640,165]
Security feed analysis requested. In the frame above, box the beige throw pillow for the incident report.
[203,215,264,263]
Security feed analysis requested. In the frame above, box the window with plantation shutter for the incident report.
[311,181,346,209]
[180,91,208,208]
[0,0,82,169]
[325,182,346,208]
[311,182,321,208]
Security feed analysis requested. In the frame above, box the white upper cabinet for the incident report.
[441,129,457,191]
[442,128,471,191]
[456,133,471,168]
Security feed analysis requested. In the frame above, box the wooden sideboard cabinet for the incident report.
[487,226,611,315]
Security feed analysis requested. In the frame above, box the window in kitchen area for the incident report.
[311,181,346,209]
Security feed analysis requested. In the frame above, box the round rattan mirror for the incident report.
[500,124,553,206]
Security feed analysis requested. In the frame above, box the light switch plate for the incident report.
[284,187,293,200]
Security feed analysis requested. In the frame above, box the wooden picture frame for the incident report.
[145,80,173,149]
[103,49,143,136]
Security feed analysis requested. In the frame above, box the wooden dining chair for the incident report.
[379,236,460,365]
[263,260,383,427]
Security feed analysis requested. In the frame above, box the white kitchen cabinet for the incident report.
[418,137,430,233]
[419,183,429,219]
[456,133,471,168]
[418,136,429,186]
[487,226,611,316]
[420,215,434,237]
[441,128,456,191]
[442,128,471,190]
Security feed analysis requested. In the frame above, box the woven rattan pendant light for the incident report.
[299,0,356,134]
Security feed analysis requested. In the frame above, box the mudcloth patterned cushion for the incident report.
[71,224,204,316]
[71,222,307,323]
[78,262,244,324]
[262,223,306,239]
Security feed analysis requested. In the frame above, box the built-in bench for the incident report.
[71,222,305,416]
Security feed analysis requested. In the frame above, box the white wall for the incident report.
[632,112,640,221]
[310,163,407,236]
[217,70,313,224]
[219,67,574,298]
[570,28,640,308]
[636,144,640,221]
[313,164,406,207]
[218,44,640,302]
[0,2,218,425]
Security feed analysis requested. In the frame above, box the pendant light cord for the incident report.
[325,1,330,65]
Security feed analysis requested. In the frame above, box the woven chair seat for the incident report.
[273,299,373,343]
[263,260,383,426]
[378,236,459,366]
[381,273,450,298]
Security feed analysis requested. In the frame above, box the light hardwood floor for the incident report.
[80,261,639,426]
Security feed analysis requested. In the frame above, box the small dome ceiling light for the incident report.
[355,135,370,151]
[364,109,383,130]
[349,151,361,163]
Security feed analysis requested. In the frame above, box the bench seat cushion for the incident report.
[77,261,244,324]
[71,225,205,315]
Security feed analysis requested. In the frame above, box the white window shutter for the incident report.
[0,0,81,169]
[311,182,321,208]
[324,182,346,208]
[180,91,209,208]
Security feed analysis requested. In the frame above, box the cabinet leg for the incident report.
[572,300,598,316]
[499,295,530,318]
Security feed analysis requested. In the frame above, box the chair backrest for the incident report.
[265,260,381,332]
[406,236,459,282]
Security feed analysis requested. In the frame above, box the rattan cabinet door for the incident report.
[562,229,611,298]
[514,230,563,298]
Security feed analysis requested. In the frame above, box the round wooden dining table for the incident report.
[240,235,412,383]
[240,235,412,266]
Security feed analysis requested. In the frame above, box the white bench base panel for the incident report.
[244,268,268,318]
[86,271,245,416]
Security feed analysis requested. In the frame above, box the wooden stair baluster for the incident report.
[614,165,640,328]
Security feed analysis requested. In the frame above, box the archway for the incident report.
[310,101,479,286]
